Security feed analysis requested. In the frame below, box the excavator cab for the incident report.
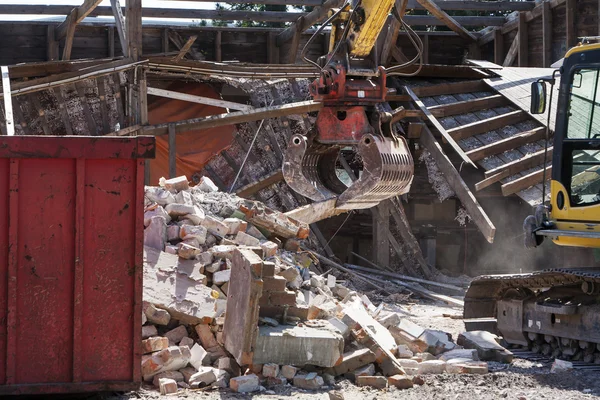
[282,0,415,210]
[526,44,600,248]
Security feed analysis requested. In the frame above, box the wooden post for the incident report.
[127,0,142,61]
[287,16,304,64]
[215,31,222,62]
[423,34,429,64]
[139,77,148,125]
[62,14,78,61]
[110,0,128,57]
[468,42,481,60]
[373,202,390,268]
[493,28,503,65]
[47,26,59,61]
[108,26,115,58]
[162,28,169,53]
[168,123,176,178]
[503,35,518,67]
[566,0,576,48]
[267,31,279,64]
[518,12,528,67]
[542,1,552,67]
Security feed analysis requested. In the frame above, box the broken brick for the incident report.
[263,276,286,292]
[142,336,169,354]
[164,325,188,345]
[356,375,387,389]
[388,374,413,389]
[230,374,260,393]
[159,378,178,394]
[293,373,324,390]
[260,241,278,258]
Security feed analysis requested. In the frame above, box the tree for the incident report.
[212,3,288,28]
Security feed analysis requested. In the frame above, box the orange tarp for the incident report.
[147,82,235,185]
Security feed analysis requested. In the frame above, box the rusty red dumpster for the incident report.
[0,136,155,395]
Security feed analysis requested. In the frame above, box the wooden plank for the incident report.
[404,15,505,26]
[380,17,402,66]
[145,100,323,136]
[411,80,487,97]
[110,0,128,57]
[447,110,528,141]
[406,0,535,11]
[415,0,477,42]
[475,169,512,191]
[52,87,74,136]
[108,26,115,58]
[1,66,14,136]
[168,30,203,61]
[392,46,410,63]
[168,124,177,178]
[501,166,552,196]
[55,0,103,41]
[494,29,504,65]
[75,82,98,135]
[373,202,390,268]
[47,26,59,62]
[147,87,252,111]
[139,78,148,125]
[61,14,78,61]
[542,1,552,68]
[173,35,198,63]
[484,147,553,179]
[466,127,547,161]
[236,170,284,198]
[503,36,518,67]
[420,126,496,243]
[287,19,303,64]
[518,12,528,67]
[427,94,506,118]
[277,0,344,45]
[96,76,111,134]
[215,31,222,62]
[405,87,476,168]
[566,0,576,48]
[127,0,142,61]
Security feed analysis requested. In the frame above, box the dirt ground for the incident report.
[13,303,599,400]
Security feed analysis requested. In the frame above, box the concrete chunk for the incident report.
[189,367,217,387]
[202,215,230,237]
[142,325,158,339]
[353,363,375,380]
[178,243,202,260]
[198,176,219,192]
[260,241,279,258]
[253,325,344,368]
[223,218,247,235]
[262,363,280,378]
[281,365,299,380]
[144,206,171,227]
[159,378,178,394]
[230,374,260,393]
[142,345,192,380]
[217,357,241,377]
[439,349,478,361]
[190,343,210,369]
[211,245,237,260]
[396,345,414,359]
[458,331,513,363]
[213,269,231,285]
[417,329,456,355]
[446,361,488,374]
[166,224,180,241]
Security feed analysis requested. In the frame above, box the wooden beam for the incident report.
[404,15,505,26]
[144,100,323,136]
[501,166,552,196]
[236,170,284,198]
[447,110,528,141]
[61,13,78,61]
[566,0,576,48]
[108,26,115,58]
[466,127,547,162]
[110,0,128,57]
[168,124,177,178]
[215,31,222,62]
[139,77,148,125]
[147,87,252,111]
[483,147,553,179]
[1,66,14,136]
[392,46,410,63]
[127,0,142,61]
[47,26,59,61]
[414,0,477,42]
[277,0,345,45]
[55,0,103,41]
[427,94,506,118]
[420,126,496,243]
[373,202,391,268]
[168,30,203,60]
[406,0,536,11]
[423,34,430,64]
[406,87,476,168]
[475,169,512,192]
[381,17,402,66]
[287,17,303,64]
[542,1,552,68]
[503,35,518,67]
[518,12,528,67]
[493,28,504,65]
[162,29,169,53]
[267,32,279,64]
[173,35,198,62]
[411,80,487,97]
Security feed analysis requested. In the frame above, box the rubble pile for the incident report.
[141,175,512,395]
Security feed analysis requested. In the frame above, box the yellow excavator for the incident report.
[465,43,600,363]
[282,0,422,210]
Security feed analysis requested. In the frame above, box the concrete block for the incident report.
[159,378,178,394]
[325,348,377,376]
[230,374,260,393]
[165,203,196,217]
[175,190,194,206]
[333,284,350,299]
[396,345,414,359]
[179,337,195,348]
[152,370,184,387]
[142,325,158,339]
[418,329,456,355]
[439,349,478,361]
[397,359,419,369]
[328,317,350,339]
[356,376,387,389]
[144,216,167,251]
[262,363,280,378]
[388,374,413,389]
[389,319,425,345]
[378,313,402,329]
[458,331,513,363]
[190,343,210,369]
[145,186,176,205]
[144,248,217,324]
[217,357,241,377]
[211,245,237,260]
[189,367,217,387]
[161,176,189,192]
[144,206,171,227]
[197,251,214,266]
[281,365,299,380]
[143,302,171,326]
[414,352,437,362]
[165,325,188,345]
[180,224,208,244]
[341,301,397,353]
[223,218,247,235]
[235,231,261,246]
[293,373,324,390]
[260,241,278,258]
[327,274,336,288]
[197,176,218,192]
[202,215,230,237]
[253,325,344,368]
[142,336,169,354]
[417,360,446,374]
[213,269,231,285]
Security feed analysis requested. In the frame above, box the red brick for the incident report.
[268,290,297,306]
[262,262,276,278]
[195,324,219,349]
[142,336,169,354]
[263,276,286,292]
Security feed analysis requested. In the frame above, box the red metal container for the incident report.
[0,136,155,395]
